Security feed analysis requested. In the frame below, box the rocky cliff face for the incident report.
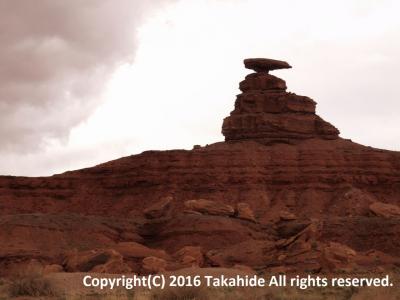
[0,58,400,276]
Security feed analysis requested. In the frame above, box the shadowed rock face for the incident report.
[0,58,400,275]
[223,58,339,144]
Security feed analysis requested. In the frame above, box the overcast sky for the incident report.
[1,0,399,176]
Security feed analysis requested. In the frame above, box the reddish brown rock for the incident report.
[0,58,400,275]
[174,246,204,267]
[244,58,292,73]
[236,202,256,222]
[223,58,339,144]
[369,201,400,218]
[232,264,256,274]
[43,264,63,274]
[182,210,203,216]
[320,217,400,257]
[276,222,318,253]
[91,258,132,274]
[144,196,173,219]
[222,101,339,144]
[276,220,312,239]
[206,240,276,269]
[184,199,234,216]
[355,250,400,270]
[1,139,398,222]
[328,188,376,217]
[142,256,167,274]
[239,73,287,91]
[274,223,322,272]
[114,242,169,260]
[64,249,123,273]
[0,213,142,276]
[272,224,340,272]
[144,214,272,254]
[279,210,297,221]
[320,242,357,271]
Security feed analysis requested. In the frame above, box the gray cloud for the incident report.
[0,0,169,153]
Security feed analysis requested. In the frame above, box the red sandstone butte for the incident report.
[0,58,400,276]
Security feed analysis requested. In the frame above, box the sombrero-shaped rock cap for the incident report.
[244,58,292,73]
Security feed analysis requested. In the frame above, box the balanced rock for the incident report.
[244,58,292,73]
[184,199,234,216]
[223,58,339,144]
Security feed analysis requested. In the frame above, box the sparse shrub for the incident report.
[8,274,58,297]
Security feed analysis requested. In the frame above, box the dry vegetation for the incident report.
[8,274,58,298]
[0,271,399,299]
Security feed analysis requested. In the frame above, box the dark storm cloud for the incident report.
[0,0,168,153]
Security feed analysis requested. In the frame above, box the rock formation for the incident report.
[222,58,339,144]
[244,58,292,72]
[0,58,400,276]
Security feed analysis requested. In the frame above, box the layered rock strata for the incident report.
[0,58,400,276]
[222,58,339,144]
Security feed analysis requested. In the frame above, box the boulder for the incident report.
[182,210,203,216]
[64,249,122,272]
[142,256,167,273]
[232,264,256,274]
[236,202,256,222]
[115,242,169,260]
[320,242,357,271]
[144,196,173,219]
[279,210,297,221]
[184,199,234,216]
[91,258,132,274]
[174,246,204,267]
[276,220,311,238]
[276,222,318,251]
[206,240,276,269]
[369,202,400,218]
[43,264,63,274]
